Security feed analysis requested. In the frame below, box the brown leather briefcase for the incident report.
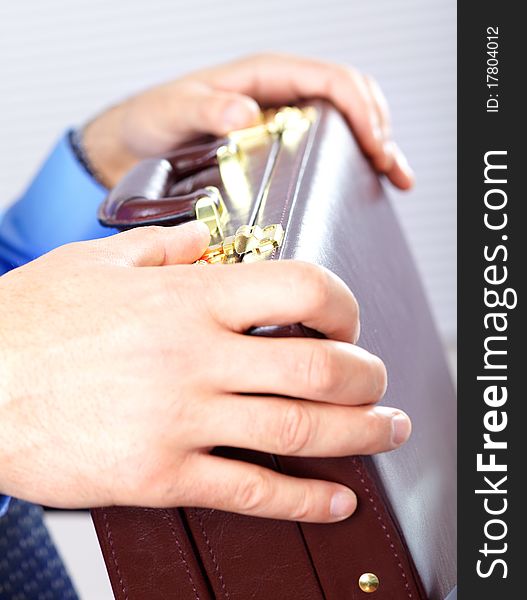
[93,101,456,600]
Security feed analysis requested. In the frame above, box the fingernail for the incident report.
[223,98,260,130]
[393,145,414,180]
[353,319,361,344]
[375,357,388,398]
[182,219,211,238]
[372,123,383,142]
[382,140,395,159]
[392,412,412,446]
[330,490,357,519]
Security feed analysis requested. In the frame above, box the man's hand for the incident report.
[83,53,413,190]
[0,224,410,522]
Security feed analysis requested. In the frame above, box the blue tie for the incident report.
[0,499,78,599]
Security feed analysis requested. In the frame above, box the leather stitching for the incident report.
[268,110,419,598]
[352,457,414,599]
[191,509,231,599]
[102,510,129,600]
[162,510,201,600]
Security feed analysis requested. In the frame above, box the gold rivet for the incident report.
[358,573,380,593]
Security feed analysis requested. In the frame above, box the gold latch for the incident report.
[194,186,228,238]
[215,106,315,211]
[194,106,313,262]
[196,223,284,264]
[224,105,315,149]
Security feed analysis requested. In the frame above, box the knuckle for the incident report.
[368,75,390,108]
[289,487,311,521]
[133,225,164,239]
[55,239,93,258]
[361,409,390,451]
[278,403,313,455]
[329,63,361,91]
[234,471,270,513]
[247,51,279,64]
[125,460,168,504]
[372,151,394,174]
[196,100,210,123]
[348,289,360,326]
[145,454,192,505]
[367,354,388,401]
[294,263,331,313]
[51,242,78,261]
[334,62,355,79]
[194,95,221,128]
[306,344,340,397]
[125,226,166,265]
[363,72,377,89]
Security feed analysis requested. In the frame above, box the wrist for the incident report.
[0,293,14,416]
[82,104,138,189]
[0,300,16,497]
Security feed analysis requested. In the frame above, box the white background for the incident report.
[0,1,456,597]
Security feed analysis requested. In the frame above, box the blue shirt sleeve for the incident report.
[0,495,10,517]
[0,132,119,515]
[0,131,118,276]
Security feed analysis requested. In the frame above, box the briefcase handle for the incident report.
[97,137,228,230]
[98,106,315,232]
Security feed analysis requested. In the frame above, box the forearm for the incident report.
[0,132,118,513]
[0,132,116,275]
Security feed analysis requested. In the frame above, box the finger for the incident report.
[363,74,391,141]
[198,54,417,190]
[217,336,386,405]
[362,74,393,174]
[161,79,261,139]
[197,55,384,172]
[200,397,411,457]
[179,454,358,522]
[202,260,360,343]
[87,221,211,267]
[363,76,415,189]
[384,142,415,190]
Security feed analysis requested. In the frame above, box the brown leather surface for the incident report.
[92,100,456,599]
[94,507,213,600]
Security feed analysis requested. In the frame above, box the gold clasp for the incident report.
[212,106,316,214]
[196,224,284,264]
[225,105,315,148]
[194,186,228,238]
[194,106,314,261]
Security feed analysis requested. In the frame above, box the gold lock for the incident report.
[196,224,284,264]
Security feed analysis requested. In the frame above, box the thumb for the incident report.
[94,221,211,267]
[166,80,262,137]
